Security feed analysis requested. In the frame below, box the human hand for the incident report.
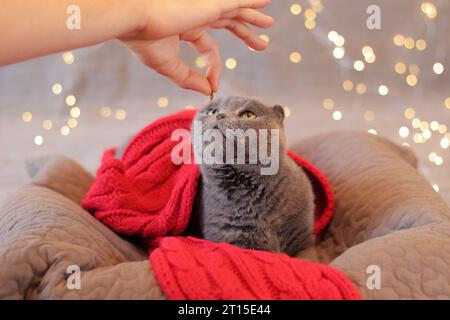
[120,0,273,95]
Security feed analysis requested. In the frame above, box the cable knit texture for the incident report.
[82,109,360,300]
[150,236,360,300]
[82,110,200,238]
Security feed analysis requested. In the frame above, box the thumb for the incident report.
[164,60,212,95]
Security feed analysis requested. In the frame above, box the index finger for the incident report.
[182,30,222,93]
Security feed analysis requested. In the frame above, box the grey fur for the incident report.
[189,97,315,256]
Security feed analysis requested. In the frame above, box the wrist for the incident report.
[117,0,148,39]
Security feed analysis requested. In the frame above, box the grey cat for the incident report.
[188,96,315,256]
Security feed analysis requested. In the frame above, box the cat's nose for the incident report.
[216,113,226,120]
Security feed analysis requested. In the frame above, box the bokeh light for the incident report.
[378,85,389,96]
[52,83,62,95]
[290,4,302,15]
[115,109,127,120]
[22,112,32,122]
[225,58,237,69]
[34,135,43,146]
[158,97,169,108]
[433,62,444,75]
[289,52,302,63]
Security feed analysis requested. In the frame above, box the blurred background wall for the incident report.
[0,0,449,204]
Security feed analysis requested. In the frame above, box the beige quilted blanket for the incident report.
[1,131,450,299]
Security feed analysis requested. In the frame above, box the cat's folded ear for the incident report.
[273,105,285,122]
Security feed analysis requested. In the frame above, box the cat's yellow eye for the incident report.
[240,111,257,119]
[207,108,218,116]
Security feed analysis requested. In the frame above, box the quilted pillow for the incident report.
[292,131,450,299]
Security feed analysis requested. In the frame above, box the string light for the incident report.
[435,157,443,166]
[395,62,407,74]
[343,80,353,91]
[399,126,410,138]
[304,9,316,20]
[356,83,367,95]
[60,126,70,136]
[332,111,342,120]
[62,51,74,64]
[333,47,345,59]
[67,118,78,128]
[22,112,32,122]
[433,184,440,192]
[52,83,62,95]
[435,157,444,166]
[430,121,440,131]
[354,60,365,71]
[406,74,418,86]
[225,58,237,69]
[393,34,405,46]
[433,63,444,75]
[304,19,316,30]
[42,120,53,130]
[394,35,427,51]
[70,107,81,118]
[305,3,321,30]
[414,133,425,143]
[416,39,427,51]
[362,46,376,63]
[329,31,345,59]
[368,129,378,135]
[446,98,450,110]
[429,153,438,162]
[195,56,206,69]
[100,106,112,118]
[34,135,43,146]
[115,109,127,120]
[322,98,334,110]
[65,95,76,106]
[289,52,302,63]
[412,118,421,129]
[334,36,345,47]
[421,2,438,19]
[441,137,450,149]
[290,4,302,15]
[420,121,430,131]
[404,37,415,50]
[378,85,389,96]
[328,31,339,42]
[404,108,416,119]
[157,97,169,108]
[422,129,432,140]
[365,54,376,64]
[362,46,374,57]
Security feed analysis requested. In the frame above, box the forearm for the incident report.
[0,0,146,65]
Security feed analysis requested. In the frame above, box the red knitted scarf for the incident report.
[82,109,360,300]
